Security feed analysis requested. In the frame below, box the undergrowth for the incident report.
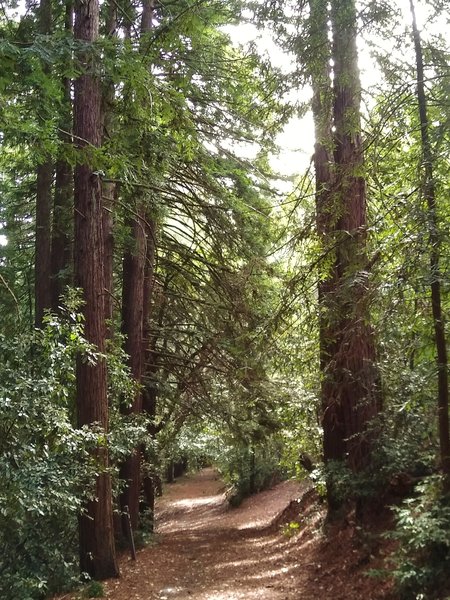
[388,475,450,600]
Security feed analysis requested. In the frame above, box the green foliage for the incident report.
[0,294,146,599]
[158,419,286,507]
[277,382,321,479]
[389,476,450,599]
[83,580,105,598]
[374,410,436,480]
[318,411,437,508]
[172,427,217,472]
[0,304,100,599]
[0,0,449,596]
[216,437,285,506]
[281,520,301,537]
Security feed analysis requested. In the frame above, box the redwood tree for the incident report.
[119,0,157,532]
[119,208,146,530]
[308,0,380,508]
[328,0,379,471]
[73,0,119,578]
[102,0,118,332]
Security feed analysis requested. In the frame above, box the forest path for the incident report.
[103,468,315,600]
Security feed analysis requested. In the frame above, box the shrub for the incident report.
[217,437,285,506]
[0,296,145,599]
[389,475,450,599]
[0,309,100,599]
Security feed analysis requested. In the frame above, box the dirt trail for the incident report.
[104,468,311,600]
[61,468,392,600]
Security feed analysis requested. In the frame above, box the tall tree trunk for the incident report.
[139,0,159,524]
[51,0,73,311]
[35,162,53,326]
[35,0,53,326]
[118,0,157,533]
[73,0,119,579]
[103,184,115,330]
[329,0,379,473]
[141,216,158,525]
[119,209,146,531]
[51,158,72,309]
[308,0,346,473]
[308,0,379,511]
[140,0,154,35]
[409,0,450,482]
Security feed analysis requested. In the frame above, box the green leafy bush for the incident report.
[84,580,105,598]
[0,297,145,599]
[389,475,450,599]
[320,409,437,510]
[0,308,100,598]
[217,437,285,506]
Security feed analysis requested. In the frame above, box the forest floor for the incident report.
[60,468,395,600]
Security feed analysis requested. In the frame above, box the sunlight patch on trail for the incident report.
[158,586,185,598]
[169,495,224,509]
[202,590,281,600]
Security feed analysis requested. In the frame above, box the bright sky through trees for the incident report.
[224,0,443,181]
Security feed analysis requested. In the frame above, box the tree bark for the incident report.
[35,162,53,326]
[328,0,379,473]
[309,0,379,510]
[410,0,450,482]
[102,0,117,334]
[140,0,155,37]
[102,186,115,331]
[118,0,157,533]
[51,158,72,310]
[119,208,146,530]
[309,0,346,470]
[73,0,119,578]
[141,216,158,525]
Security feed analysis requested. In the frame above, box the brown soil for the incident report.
[58,468,395,600]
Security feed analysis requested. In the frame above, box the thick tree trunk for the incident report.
[103,183,115,331]
[121,220,146,390]
[51,157,72,310]
[102,0,117,333]
[140,0,155,37]
[410,0,450,482]
[309,0,379,510]
[328,0,379,473]
[141,216,158,524]
[309,0,346,469]
[327,0,379,472]
[73,0,119,579]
